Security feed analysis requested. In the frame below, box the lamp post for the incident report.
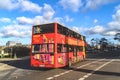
[11,48,13,58]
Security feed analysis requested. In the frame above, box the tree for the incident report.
[99,38,108,51]
[91,38,99,49]
[4,46,30,58]
[91,38,95,47]
[114,33,120,42]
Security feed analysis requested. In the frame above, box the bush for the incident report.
[4,46,30,58]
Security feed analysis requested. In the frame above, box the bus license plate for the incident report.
[39,65,45,67]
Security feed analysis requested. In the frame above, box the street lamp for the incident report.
[11,48,12,58]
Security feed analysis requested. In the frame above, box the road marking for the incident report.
[47,77,54,80]
[46,59,105,80]
[0,71,10,78]
[76,59,105,69]
[54,74,60,77]
[59,72,65,75]
[78,59,114,80]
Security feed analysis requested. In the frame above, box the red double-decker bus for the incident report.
[30,22,86,68]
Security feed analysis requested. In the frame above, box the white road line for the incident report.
[78,59,114,80]
[54,74,60,77]
[59,72,65,75]
[47,77,54,80]
[76,59,105,69]
[46,59,105,80]
[78,78,84,80]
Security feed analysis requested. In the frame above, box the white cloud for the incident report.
[70,26,90,35]
[59,0,83,12]
[43,4,55,20]
[0,0,19,10]
[16,4,55,25]
[33,16,45,25]
[85,0,115,10]
[83,5,120,37]
[54,17,63,22]
[59,0,117,11]
[16,16,33,24]
[16,15,53,25]
[0,18,11,23]
[115,4,120,10]
[20,0,42,13]
[53,17,65,25]
[112,9,120,22]
[53,15,73,24]
[0,24,31,38]
[103,31,117,36]
[65,15,73,22]
[108,21,120,30]
[72,26,79,33]
[93,25,104,33]
[86,25,105,35]
[105,5,120,36]
[94,19,98,24]
[0,0,42,13]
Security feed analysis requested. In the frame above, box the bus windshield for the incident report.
[34,23,54,34]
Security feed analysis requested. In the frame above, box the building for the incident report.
[6,41,22,46]
[0,46,4,54]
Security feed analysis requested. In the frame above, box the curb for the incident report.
[19,56,30,60]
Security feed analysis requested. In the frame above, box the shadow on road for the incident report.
[0,59,53,71]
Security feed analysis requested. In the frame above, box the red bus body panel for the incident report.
[30,23,86,68]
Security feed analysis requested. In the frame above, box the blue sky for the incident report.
[0,0,120,45]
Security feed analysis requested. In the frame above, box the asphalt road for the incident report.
[0,50,120,80]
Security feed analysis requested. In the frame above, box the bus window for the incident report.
[73,32,77,38]
[33,44,40,52]
[73,47,77,56]
[66,29,69,36]
[68,45,74,52]
[57,24,68,36]
[83,36,86,41]
[79,35,82,40]
[57,44,67,53]
[40,44,48,53]
[78,46,83,52]
[33,23,54,34]
[57,24,62,34]
[69,30,73,37]
[63,27,68,35]
[34,27,41,34]
[57,44,61,53]
[32,44,54,53]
